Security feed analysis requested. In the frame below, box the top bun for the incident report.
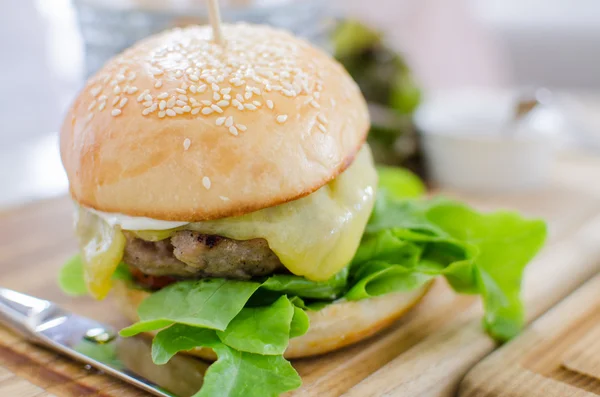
[61,24,369,222]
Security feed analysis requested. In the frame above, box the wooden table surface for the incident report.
[2,151,600,397]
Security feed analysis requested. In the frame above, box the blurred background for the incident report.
[1,0,600,207]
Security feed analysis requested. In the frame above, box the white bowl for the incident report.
[415,89,560,193]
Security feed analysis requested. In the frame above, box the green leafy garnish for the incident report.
[58,255,88,296]
[261,268,348,300]
[120,279,260,337]
[152,324,302,397]
[217,296,294,355]
[351,191,546,340]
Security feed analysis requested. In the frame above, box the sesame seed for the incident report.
[191,108,201,115]
[244,104,257,110]
[183,105,191,112]
[220,87,231,95]
[90,86,102,97]
[225,116,233,127]
[252,100,261,107]
[86,113,94,122]
[112,96,120,106]
[144,94,152,101]
[116,74,125,82]
[189,85,197,93]
[159,100,166,110]
[198,84,207,93]
[219,196,230,201]
[176,88,186,94]
[175,70,183,78]
[127,72,136,81]
[217,100,229,107]
[213,92,221,101]
[158,110,166,118]
[236,124,247,131]
[314,92,321,99]
[176,100,187,106]
[111,109,122,116]
[202,107,214,115]
[167,98,176,108]
[201,100,212,106]
[98,102,106,111]
[87,100,97,111]
[166,109,176,117]
[216,116,226,126]
[207,76,216,83]
[229,126,238,136]
[189,74,199,82]
[127,86,138,94]
[211,83,219,92]
[244,92,252,100]
[237,105,244,111]
[118,98,128,108]
[282,89,296,97]
[202,176,211,189]
[178,95,188,101]
[211,104,224,113]
[310,100,320,109]
[173,107,184,114]
[236,94,244,102]
[266,100,274,109]
[317,114,328,124]
[157,92,168,99]
[113,86,121,94]
[137,90,148,102]
[318,123,327,133]
[276,114,288,123]
[155,80,163,88]
[183,138,191,150]
[98,95,108,102]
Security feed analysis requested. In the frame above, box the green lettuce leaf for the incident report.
[201,343,300,397]
[290,306,310,338]
[376,166,425,200]
[120,279,260,337]
[217,296,294,355]
[350,186,546,340]
[261,268,348,300]
[152,325,301,397]
[58,255,88,296]
[58,255,131,296]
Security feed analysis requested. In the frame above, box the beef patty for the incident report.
[123,230,284,280]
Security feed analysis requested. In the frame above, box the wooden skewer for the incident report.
[207,0,225,46]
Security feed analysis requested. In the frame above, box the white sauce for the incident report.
[85,207,188,230]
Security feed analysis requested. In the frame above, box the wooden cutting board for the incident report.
[2,151,600,397]
[459,273,600,396]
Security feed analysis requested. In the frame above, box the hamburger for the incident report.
[59,24,546,396]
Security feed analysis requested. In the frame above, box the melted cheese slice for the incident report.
[75,144,377,297]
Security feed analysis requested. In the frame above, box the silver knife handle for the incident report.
[0,287,50,340]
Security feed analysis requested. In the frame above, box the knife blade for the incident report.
[0,287,207,397]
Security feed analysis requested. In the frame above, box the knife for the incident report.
[0,287,207,397]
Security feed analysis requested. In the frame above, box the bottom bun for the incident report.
[112,279,431,360]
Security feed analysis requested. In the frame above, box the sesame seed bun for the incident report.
[111,279,432,359]
[60,24,369,222]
